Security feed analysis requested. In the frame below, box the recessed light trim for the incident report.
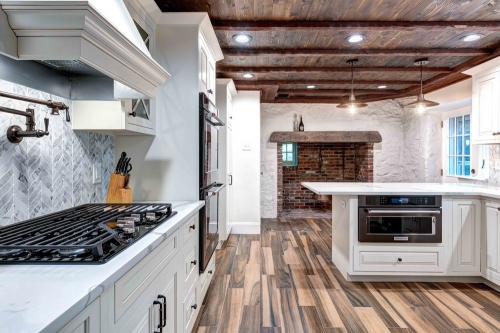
[232,34,253,43]
[460,34,484,42]
[346,34,366,43]
[242,73,254,78]
[378,85,387,89]
[307,85,316,89]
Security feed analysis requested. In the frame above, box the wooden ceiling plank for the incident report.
[219,66,453,73]
[222,48,490,57]
[277,88,400,95]
[212,20,500,31]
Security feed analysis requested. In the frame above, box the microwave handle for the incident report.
[364,209,441,214]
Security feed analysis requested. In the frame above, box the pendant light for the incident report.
[407,58,439,114]
[337,59,368,114]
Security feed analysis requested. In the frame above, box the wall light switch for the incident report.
[93,163,102,184]
[243,142,251,151]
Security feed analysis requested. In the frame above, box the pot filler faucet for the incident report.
[0,91,70,143]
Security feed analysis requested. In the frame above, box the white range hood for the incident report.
[0,0,170,98]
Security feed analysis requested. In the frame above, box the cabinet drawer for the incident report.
[184,241,199,286]
[114,230,179,321]
[353,246,445,273]
[198,253,215,304]
[182,215,198,245]
[183,282,199,333]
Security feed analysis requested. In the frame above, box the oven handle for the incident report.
[364,209,441,214]
[205,184,226,197]
[202,109,225,126]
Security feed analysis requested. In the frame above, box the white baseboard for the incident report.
[229,222,260,234]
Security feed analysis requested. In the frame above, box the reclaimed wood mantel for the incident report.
[269,131,382,143]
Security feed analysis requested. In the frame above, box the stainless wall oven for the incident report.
[199,93,225,272]
[358,195,442,243]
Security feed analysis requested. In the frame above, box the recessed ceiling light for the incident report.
[232,34,253,43]
[346,34,366,43]
[378,85,387,89]
[307,85,316,89]
[460,34,484,42]
[242,73,254,78]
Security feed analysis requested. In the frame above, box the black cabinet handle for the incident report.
[191,260,197,265]
[189,224,196,230]
[129,112,137,117]
[397,258,402,262]
[497,207,500,211]
[208,270,213,274]
[191,304,198,310]
[158,295,166,327]
[207,89,213,94]
[153,300,163,333]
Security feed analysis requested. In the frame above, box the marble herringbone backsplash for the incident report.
[0,80,114,226]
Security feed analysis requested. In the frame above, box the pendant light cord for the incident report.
[420,62,423,95]
[351,61,354,97]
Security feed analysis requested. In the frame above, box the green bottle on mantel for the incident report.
[299,115,304,132]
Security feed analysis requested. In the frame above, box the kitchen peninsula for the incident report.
[303,182,500,289]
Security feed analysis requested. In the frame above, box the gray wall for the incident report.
[0,79,114,226]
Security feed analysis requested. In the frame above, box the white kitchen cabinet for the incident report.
[199,37,217,102]
[58,298,100,333]
[72,100,155,136]
[485,202,500,285]
[451,199,481,273]
[464,57,500,144]
[216,79,238,241]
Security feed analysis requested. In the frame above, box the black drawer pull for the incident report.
[191,260,197,265]
[158,295,166,327]
[397,258,402,262]
[191,304,198,310]
[208,270,213,274]
[153,300,163,333]
[129,112,137,117]
[189,224,196,230]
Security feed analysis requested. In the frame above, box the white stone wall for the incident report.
[261,100,442,218]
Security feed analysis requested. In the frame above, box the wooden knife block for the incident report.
[106,174,132,204]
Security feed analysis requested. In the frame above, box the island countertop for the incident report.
[0,201,204,333]
[302,182,500,200]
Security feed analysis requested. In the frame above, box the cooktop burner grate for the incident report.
[0,203,176,264]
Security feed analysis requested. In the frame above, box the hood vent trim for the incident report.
[1,0,170,98]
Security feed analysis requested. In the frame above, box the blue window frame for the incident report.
[448,115,471,176]
[282,142,298,167]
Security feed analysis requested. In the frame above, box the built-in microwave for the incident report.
[358,195,442,243]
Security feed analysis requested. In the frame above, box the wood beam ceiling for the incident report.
[223,48,491,57]
[212,20,500,31]
[232,80,421,86]
[277,89,399,95]
[219,66,452,73]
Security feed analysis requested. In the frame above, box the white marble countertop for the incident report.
[0,201,205,333]
[302,182,500,199]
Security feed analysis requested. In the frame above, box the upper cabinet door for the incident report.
[472,71,500,144]
[199,33,216,102]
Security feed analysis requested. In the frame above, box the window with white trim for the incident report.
[443,105,489,179]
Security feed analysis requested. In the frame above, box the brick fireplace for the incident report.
[270,131,379,218]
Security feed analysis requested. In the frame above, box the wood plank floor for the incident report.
[193,218,500,333]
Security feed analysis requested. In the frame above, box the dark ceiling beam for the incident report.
[277,89,399,95]
[232,79,421,86]
[213,20,500,31]
[223,48,490,57]
[219,66,452,73]
[154,0,200,11]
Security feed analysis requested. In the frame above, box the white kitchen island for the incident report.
[302,182,500,288]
